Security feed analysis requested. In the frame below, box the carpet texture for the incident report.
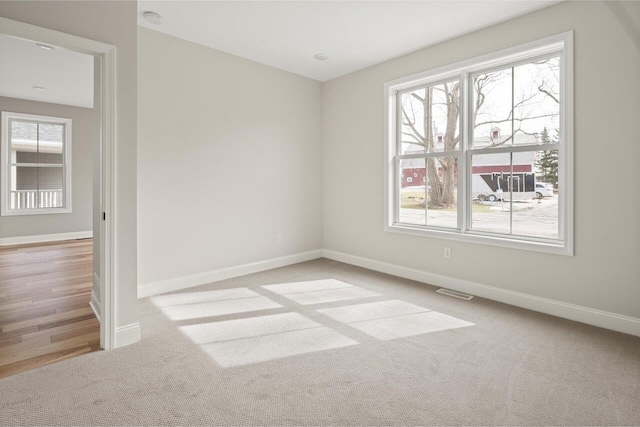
[1,258,639,426]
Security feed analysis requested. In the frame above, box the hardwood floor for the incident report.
[0,239,100,379]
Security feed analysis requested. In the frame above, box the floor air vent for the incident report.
[436,288,474,300]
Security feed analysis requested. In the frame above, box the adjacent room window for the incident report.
[1,112,72,216]
[385,33,573,254]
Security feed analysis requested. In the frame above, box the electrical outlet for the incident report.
[277,233,284,243]
[444,247,451,258]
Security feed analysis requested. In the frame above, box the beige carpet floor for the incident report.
[1,258,639,426]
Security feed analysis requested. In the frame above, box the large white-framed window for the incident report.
[1,112,72,216]
[384,32,573,255]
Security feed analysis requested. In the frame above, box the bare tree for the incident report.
[402,82,459,207]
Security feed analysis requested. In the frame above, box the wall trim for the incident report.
[138,249,324,299]
[114,323,141,348]
[90,275,101,323]
[0,231,92,247]
[322,249,640,337]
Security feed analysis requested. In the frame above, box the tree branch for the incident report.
[537,84,559,104]
[401,105,425,143]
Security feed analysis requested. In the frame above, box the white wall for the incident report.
[137,28,323,286]
[0,1,138,332]
[322,1,640,319]
[0,96,93,239]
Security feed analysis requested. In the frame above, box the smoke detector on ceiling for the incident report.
[143,11,163,25]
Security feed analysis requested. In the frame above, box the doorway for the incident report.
[0,16,118,377]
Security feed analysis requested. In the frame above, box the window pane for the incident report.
[513,57,560,141]
[38,123,64,164]
[426,156,458,229]
[10,120,38,159]
[471,68,513,148]
[470,153,512,235]
[9,120,64,164]
[512,150,559,239]
[399,158,425,225]
[472,56,560,149]
[397,156,459,229]
[16,151,39,163]
[471,150,559,239]
[13,165,37,191]
[38,167,64,190]
[399,79,460,155]
[10,166,36,210]
[15,149,63,165]
[9,166,64,209]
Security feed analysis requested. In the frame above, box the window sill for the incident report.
[1,207,72,217]
[385,223,572,256]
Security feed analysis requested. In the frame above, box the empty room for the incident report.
[0,1,639,426]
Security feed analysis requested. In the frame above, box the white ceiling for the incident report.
[138,1,561,82]
[0,34,94,108]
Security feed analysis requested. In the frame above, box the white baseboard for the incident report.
[0,230,92,247]
[90,274,101,323]
[114,322,141,348]
[138,249,324,299]
[322,249,640,337]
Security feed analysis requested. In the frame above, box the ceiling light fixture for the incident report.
[313,53,328,61]
[35,43,54,51]
[32,86,46,91]
[143,11,163,25]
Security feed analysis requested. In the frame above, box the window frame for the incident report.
[1,111,73,216]
[384,32,573,256]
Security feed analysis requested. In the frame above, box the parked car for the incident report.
[535,182,554,198]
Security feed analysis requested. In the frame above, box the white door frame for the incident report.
[0,16,118,350]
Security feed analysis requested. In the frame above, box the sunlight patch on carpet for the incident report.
[262,279,380,305]
[262,279,353,295]
[318,300,474,340]
[152,282,473,368]
[151,288,282,321]
[180,312,358,367]
[151,288,262,307]
[180,312,320,344]
[318,300,429,323]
